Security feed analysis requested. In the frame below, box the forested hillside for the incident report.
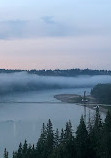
[91,84,111,104]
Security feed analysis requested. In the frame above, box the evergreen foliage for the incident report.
[102,111,111,158]
[91,83,111,104]
[3,109,111,158]
[0,68,111,76]
[76,116,88,158]
[4,148,8,158]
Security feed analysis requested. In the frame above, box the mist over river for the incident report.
[0,73,111,157]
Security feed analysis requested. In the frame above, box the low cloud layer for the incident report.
[0,19,110,39]
[0,72,111,95]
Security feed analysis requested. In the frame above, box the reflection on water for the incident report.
[0,88,105,157]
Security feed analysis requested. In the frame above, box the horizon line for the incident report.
[0,68,111,71]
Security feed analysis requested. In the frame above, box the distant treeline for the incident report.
[0,68,111,76]
[91,83,111,104]
[4,109,111,158]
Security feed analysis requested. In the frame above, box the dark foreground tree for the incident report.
[88,106,103,158]
[8,109,111,158]
[102,111,111,158]
[76,116,88,158]
[4,148,8,158]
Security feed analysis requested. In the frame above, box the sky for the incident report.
[0,0,111,70]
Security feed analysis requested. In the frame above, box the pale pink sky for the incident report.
[0,35,111,70]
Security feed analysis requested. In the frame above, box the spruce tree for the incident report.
[89,106,103,158]
[46,119,54,157]
[36,123,47,158]
[56,121,76,158]
[22,140,28,158]
[102,110,111,158]
[64,120,73,140]
[76,116,88,158]
[17,142,22,158]
[4,148,8,158]
[64,121,76,158]
[12,152,16,158]
[54,128,60,148]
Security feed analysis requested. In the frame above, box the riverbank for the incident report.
[54,94,108,113]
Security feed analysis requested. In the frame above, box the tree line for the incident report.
[0,68,111,76]
[91,83,111,104]
[4,108,111,158]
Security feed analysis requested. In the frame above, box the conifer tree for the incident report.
[22,140,28,158]
[12,152,16,158]
[46,119,54,157]
[64,120,73,140]
[4,115,111,158]
[27,144,32,158]
[64,121,76,158]
[36,123,47,158]
[16,142,22,158]
[89,106,103,158]
[31,144,36,158]
[4,148,8,158]
[102,110,111,158]
[54,128,60,148]
[76,116,88,158]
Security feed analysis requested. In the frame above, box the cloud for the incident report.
[0,20,28,39]
[0,17,110,39]
[0,19,75,39]
[0,0,110,40]
[41,16,55,24]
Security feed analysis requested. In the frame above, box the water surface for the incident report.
[0,88,105,157]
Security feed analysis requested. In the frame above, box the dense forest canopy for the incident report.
[0,68,111,76]
[91,83,111,104]
[4,109,111,158]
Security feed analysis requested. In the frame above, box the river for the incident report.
[0,88,105,157]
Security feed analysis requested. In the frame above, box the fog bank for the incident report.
[0,72,111,95]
